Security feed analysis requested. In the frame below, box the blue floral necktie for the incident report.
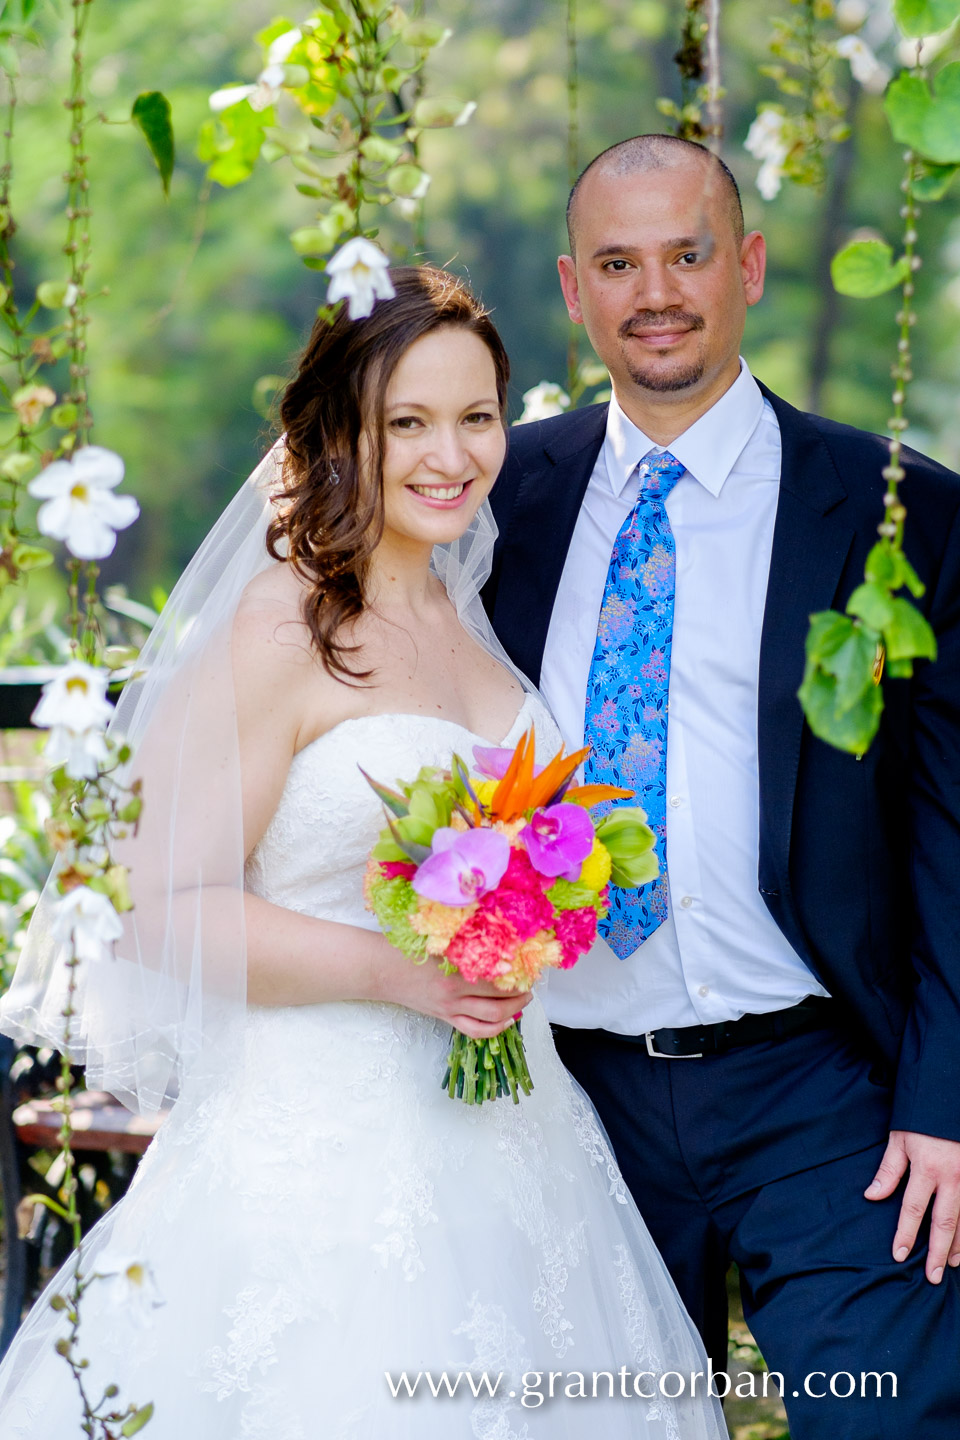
[583,451,686,959]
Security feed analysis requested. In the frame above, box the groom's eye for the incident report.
[603,259,632,272]
[677,252,700,266]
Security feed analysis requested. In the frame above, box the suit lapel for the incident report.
[492,405,606,683]
[757,385,856,889]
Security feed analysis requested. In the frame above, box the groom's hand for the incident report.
[865,1129,960,1283]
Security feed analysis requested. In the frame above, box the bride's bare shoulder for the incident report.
[233,561,314,676]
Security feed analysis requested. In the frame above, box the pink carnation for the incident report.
[380,860,416,881]
[480,845,554,941]
[553,906,598,969]
[446,909,520,984]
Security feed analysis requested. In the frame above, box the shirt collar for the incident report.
[601,359,766,499]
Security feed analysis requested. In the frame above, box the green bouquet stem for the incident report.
[442,1018,534,1105]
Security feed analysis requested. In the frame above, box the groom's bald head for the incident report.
[566,135,744,256]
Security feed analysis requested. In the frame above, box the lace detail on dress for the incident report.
[570,1088,629,1204]
[614,1244,682,1440]
[453,1294,532,1440]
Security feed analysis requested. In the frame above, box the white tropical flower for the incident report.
[516,381,571,425]
[95,1256,165,1328]
[28,446,138,560]
[326,238,396,320]
[52,884,124,965]
[209,84,257,113]
[267,27,302,65]
[12,383,56,427]
[250,64,287,112]
[33,659,113,733]
[745,109,790,201]
[33,660,114,779]
[209,63,292,115]
[836,35,891,93]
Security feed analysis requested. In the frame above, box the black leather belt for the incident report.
[632,996,833,1059]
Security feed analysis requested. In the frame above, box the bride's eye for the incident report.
[389,415,423,431]
[464,411,495,426]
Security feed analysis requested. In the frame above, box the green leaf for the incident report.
[893,0,960,39]
[198,102,273,188]
[847,581,895,630]
[132,92,174,196]
[885,64,960,166]
[830,239,909,298]
[884,597,937,662]
[913,161,959,200]
[120,1403,154,1437]
[798,664,885,754]
[818,620,879,715]
[864,541,898,587]
[898,553,926,598]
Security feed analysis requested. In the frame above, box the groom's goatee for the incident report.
[618,309,706,392]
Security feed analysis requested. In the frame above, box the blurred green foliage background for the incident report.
[9,0,960,598]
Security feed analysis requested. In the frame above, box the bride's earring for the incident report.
[329,464,340,486]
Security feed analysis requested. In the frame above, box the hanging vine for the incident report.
[745,0,855,198]
[657,0,723,144]
[799,0,960,754]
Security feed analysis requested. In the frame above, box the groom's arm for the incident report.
[866,495,960,1279]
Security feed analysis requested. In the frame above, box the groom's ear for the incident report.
[557,254,583,325]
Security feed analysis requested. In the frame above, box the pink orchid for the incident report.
[413,827,511,906]
[520,803,595,881]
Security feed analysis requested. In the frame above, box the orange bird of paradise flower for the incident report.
[485,728,632,823]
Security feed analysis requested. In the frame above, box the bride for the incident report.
[0,265,726,1438]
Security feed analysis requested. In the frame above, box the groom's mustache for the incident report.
[619,311,705,337]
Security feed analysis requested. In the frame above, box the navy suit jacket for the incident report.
[482,386,960,1143]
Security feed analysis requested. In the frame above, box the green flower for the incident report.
[368,876,428,960]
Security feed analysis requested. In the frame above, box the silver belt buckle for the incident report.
[644,1031,704,1059]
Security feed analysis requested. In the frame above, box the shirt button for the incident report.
[669,795,682,808]
[679,895,694,909]
[697,984,710,998]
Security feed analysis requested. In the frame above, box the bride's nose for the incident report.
[423,423,471,478]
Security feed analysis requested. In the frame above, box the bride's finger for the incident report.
[451,1013,521,1040]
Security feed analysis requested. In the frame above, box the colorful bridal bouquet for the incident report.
[362,729,658,1105]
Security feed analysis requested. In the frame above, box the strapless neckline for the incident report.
[292,690,536,767]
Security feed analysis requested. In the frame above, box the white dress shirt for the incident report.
[540,361,830,1033]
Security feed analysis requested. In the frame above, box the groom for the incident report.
[483,134,960,1436]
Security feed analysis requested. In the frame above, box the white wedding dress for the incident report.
[0,693,726,1439]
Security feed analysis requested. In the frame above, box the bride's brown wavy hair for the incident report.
[267,264,509,681]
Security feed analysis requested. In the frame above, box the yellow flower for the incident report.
[580,838,612,892]
[473,778,498,809]
[410,899,476,955]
